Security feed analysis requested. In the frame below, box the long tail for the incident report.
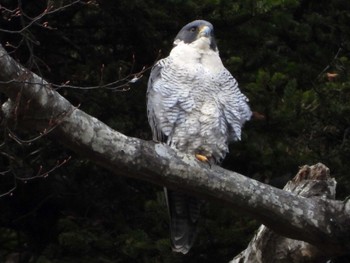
[164,187,201,254]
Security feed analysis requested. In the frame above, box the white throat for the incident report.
[170,39,223,74]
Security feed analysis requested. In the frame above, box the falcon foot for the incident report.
[195,154,208,162]
[195,154,211,167]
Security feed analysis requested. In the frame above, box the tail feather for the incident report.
[164,188,201,254]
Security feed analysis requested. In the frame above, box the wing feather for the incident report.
[216,69,252,141]
[147,58,195,143]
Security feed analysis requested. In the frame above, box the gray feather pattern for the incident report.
[147,37,251,254]
[147,57,251,160]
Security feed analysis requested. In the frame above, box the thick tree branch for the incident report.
[231,164,339,263]
[0,44,349,257]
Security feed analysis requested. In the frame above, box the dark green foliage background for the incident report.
[0,0,350,262]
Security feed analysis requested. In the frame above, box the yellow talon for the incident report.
[195,154,209,163]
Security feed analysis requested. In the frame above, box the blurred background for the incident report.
[0,0,350,262]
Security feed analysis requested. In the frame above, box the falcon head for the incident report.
[173,20,217,51]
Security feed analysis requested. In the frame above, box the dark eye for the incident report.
[189,26,197,32]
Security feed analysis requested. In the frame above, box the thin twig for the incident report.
[16,156,72,181]
[0,0,82,34]
[315,47,343,82]
[7,103,80,145]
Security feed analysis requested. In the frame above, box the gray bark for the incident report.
[231,163,338,262]
[1,44,350,260]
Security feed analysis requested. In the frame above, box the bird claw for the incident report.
[195,154,211,167]
[195,154,208,162]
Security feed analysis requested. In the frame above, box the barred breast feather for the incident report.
[147,45,251,162]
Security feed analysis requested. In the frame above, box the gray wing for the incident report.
[147,62,165,142]
[147,58,194,143]
[216,68,252,142]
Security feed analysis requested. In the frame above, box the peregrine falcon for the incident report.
[147,20,251,254]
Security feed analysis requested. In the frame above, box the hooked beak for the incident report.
[199,25,211,38]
